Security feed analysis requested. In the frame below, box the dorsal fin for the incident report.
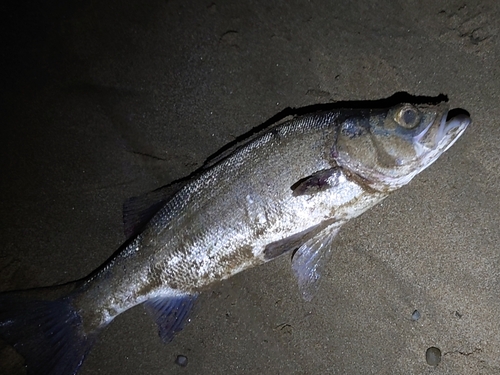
[122,181,185,238]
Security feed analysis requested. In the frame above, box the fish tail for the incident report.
[0,283,99,375]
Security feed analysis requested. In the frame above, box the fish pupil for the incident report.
[403,109,417,126]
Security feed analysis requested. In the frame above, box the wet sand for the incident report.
[1,0,499,374]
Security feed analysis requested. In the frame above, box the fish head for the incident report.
[333,102,470,191]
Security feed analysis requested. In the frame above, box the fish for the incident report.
[0,94,470,375]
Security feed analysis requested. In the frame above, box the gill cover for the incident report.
[334,102,470,190]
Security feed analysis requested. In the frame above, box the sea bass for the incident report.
[0,96,470,375]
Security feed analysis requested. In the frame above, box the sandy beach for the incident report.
[1,0,499,373]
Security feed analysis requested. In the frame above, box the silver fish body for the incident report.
[0,98,471,375]
[77,111,383,324]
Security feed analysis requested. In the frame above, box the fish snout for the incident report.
[437,109,471,145]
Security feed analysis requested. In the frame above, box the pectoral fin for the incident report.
[291,168,342,197]
[292,226,340,301]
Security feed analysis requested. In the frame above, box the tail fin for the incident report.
[0,285,99,375]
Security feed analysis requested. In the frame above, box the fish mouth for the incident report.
[414,108,471,157]
[435,109,471,150]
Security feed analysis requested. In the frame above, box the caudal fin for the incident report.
[0,286,99,375]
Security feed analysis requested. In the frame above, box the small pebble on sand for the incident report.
[425,347,441,366]
[175,355,188,367]
[411,310,421,321]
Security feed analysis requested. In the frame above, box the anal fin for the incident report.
[143,294,197,343]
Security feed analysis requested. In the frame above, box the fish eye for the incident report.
[395,105,420,129]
